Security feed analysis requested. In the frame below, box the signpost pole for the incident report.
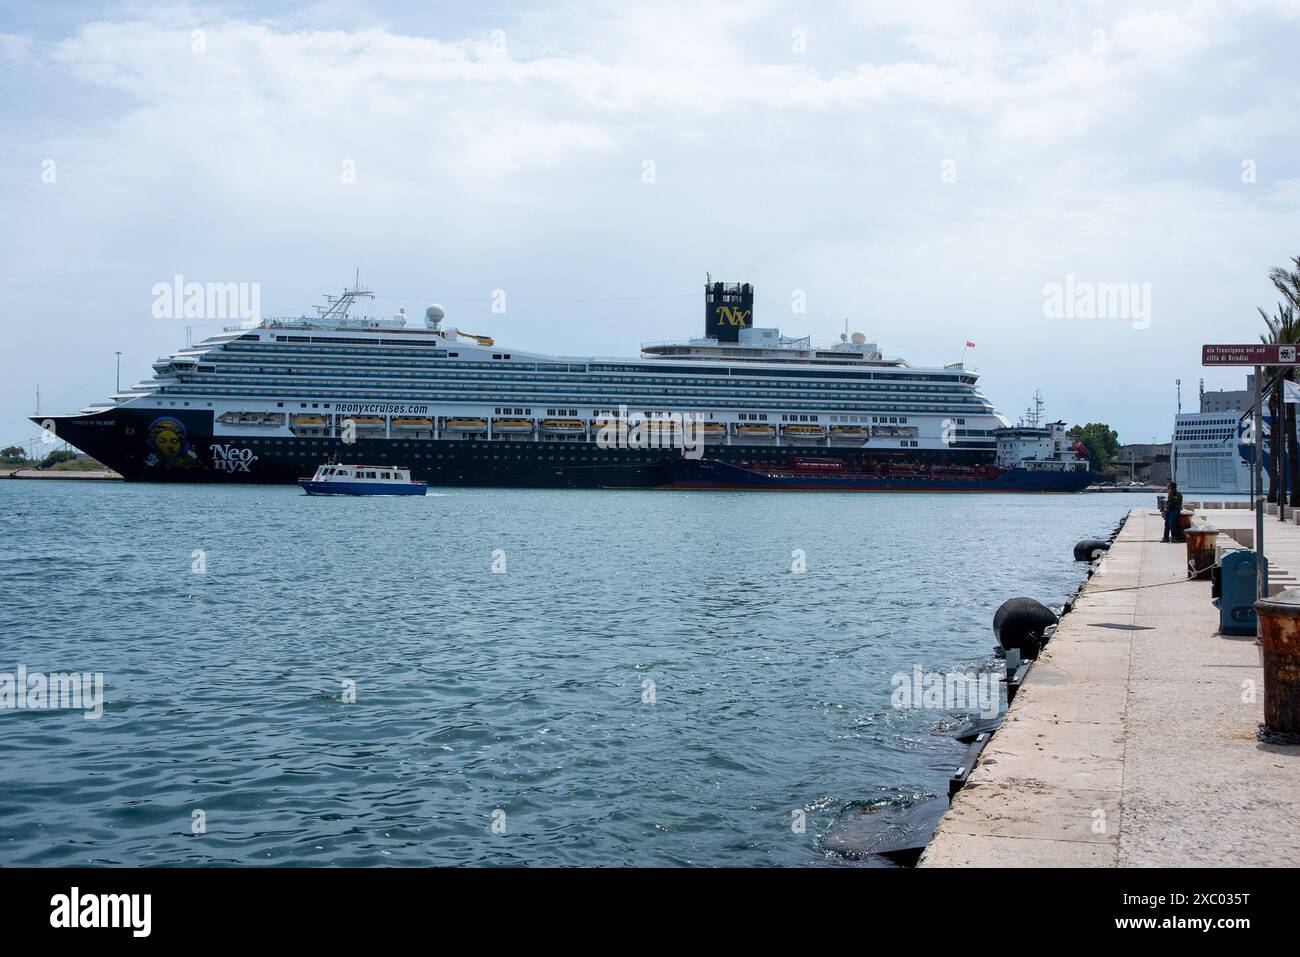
[1201,346,1293,613]
[1256,366,1267,607]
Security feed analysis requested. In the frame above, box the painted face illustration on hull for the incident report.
[144,416,202,469]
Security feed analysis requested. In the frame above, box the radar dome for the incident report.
[851,331,867,345]
[424,304,445,329]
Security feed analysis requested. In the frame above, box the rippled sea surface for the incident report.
[0,481,1137,866]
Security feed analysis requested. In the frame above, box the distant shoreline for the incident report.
[2,468,123,481]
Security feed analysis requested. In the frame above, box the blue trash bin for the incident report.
[1212,549,1266,636]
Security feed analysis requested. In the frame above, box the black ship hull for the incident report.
[35,408,1004,490]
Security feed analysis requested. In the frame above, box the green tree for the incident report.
[37,449,78,469]
[1067,423,1120,473]
[1260,256,1300,505]
[0,445,25,461]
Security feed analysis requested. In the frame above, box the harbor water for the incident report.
[0,482,1136,866]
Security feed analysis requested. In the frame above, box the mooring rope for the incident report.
[1083,561,1220,595]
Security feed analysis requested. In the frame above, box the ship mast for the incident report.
[1025,389,1045,428]
[315,269,374,323]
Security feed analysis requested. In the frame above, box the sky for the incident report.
[3,0,1299,451]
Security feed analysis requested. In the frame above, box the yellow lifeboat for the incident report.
[291,414,327,426]
[445,417,488,432]
[541,418,585,433]
[830,425,869,435]
[221,411,284,427]
[491,418,534,433]
[781,424,826,437]
[734,423,776,435]
[348,416,385,427]
[392,417,433,429]
[698,422,726,435]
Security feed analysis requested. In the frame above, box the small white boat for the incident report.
[298,463,427,496]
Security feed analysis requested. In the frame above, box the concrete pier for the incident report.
[920,504,1300,868]
[2,468,122,480]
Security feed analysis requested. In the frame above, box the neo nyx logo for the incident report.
[210,444,257,473]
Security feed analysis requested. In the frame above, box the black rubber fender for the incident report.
[993,597,1059,658]
[1074,539,1109,562]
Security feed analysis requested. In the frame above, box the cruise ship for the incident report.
[33,278,1093,491]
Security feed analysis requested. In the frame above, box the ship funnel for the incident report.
[425,304,445,329]
[705,280,754,343]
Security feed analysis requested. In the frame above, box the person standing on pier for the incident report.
[1162,481,1184,542]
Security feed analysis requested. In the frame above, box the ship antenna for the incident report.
[315,269,375,322]
[1025,389,1044,428]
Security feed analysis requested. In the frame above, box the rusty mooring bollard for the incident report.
[1185,525,1217,580]
[1252,589,1300,741]
[1173,509,1194,543]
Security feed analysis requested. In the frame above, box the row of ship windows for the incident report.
[763,414,928,425]
[222,345,970,383]
[828,414,929,424]
[244,442,972,455]
[227,346,582,372]
[230,440,676,463]
[172,381,991,409]
[150,398,992,436]
[189,369,975,396]
[155,389,990,416]
[151,396,971,419]
[228,443,945,460]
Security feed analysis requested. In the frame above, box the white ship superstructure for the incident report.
[1172,410,1260,493]
[1171,376,1263,494]
[992,393,1091,477]
[92,279,1008,456]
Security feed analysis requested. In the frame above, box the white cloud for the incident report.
[0,31,34,63]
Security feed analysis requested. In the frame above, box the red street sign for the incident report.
[1202,343,1299,365]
